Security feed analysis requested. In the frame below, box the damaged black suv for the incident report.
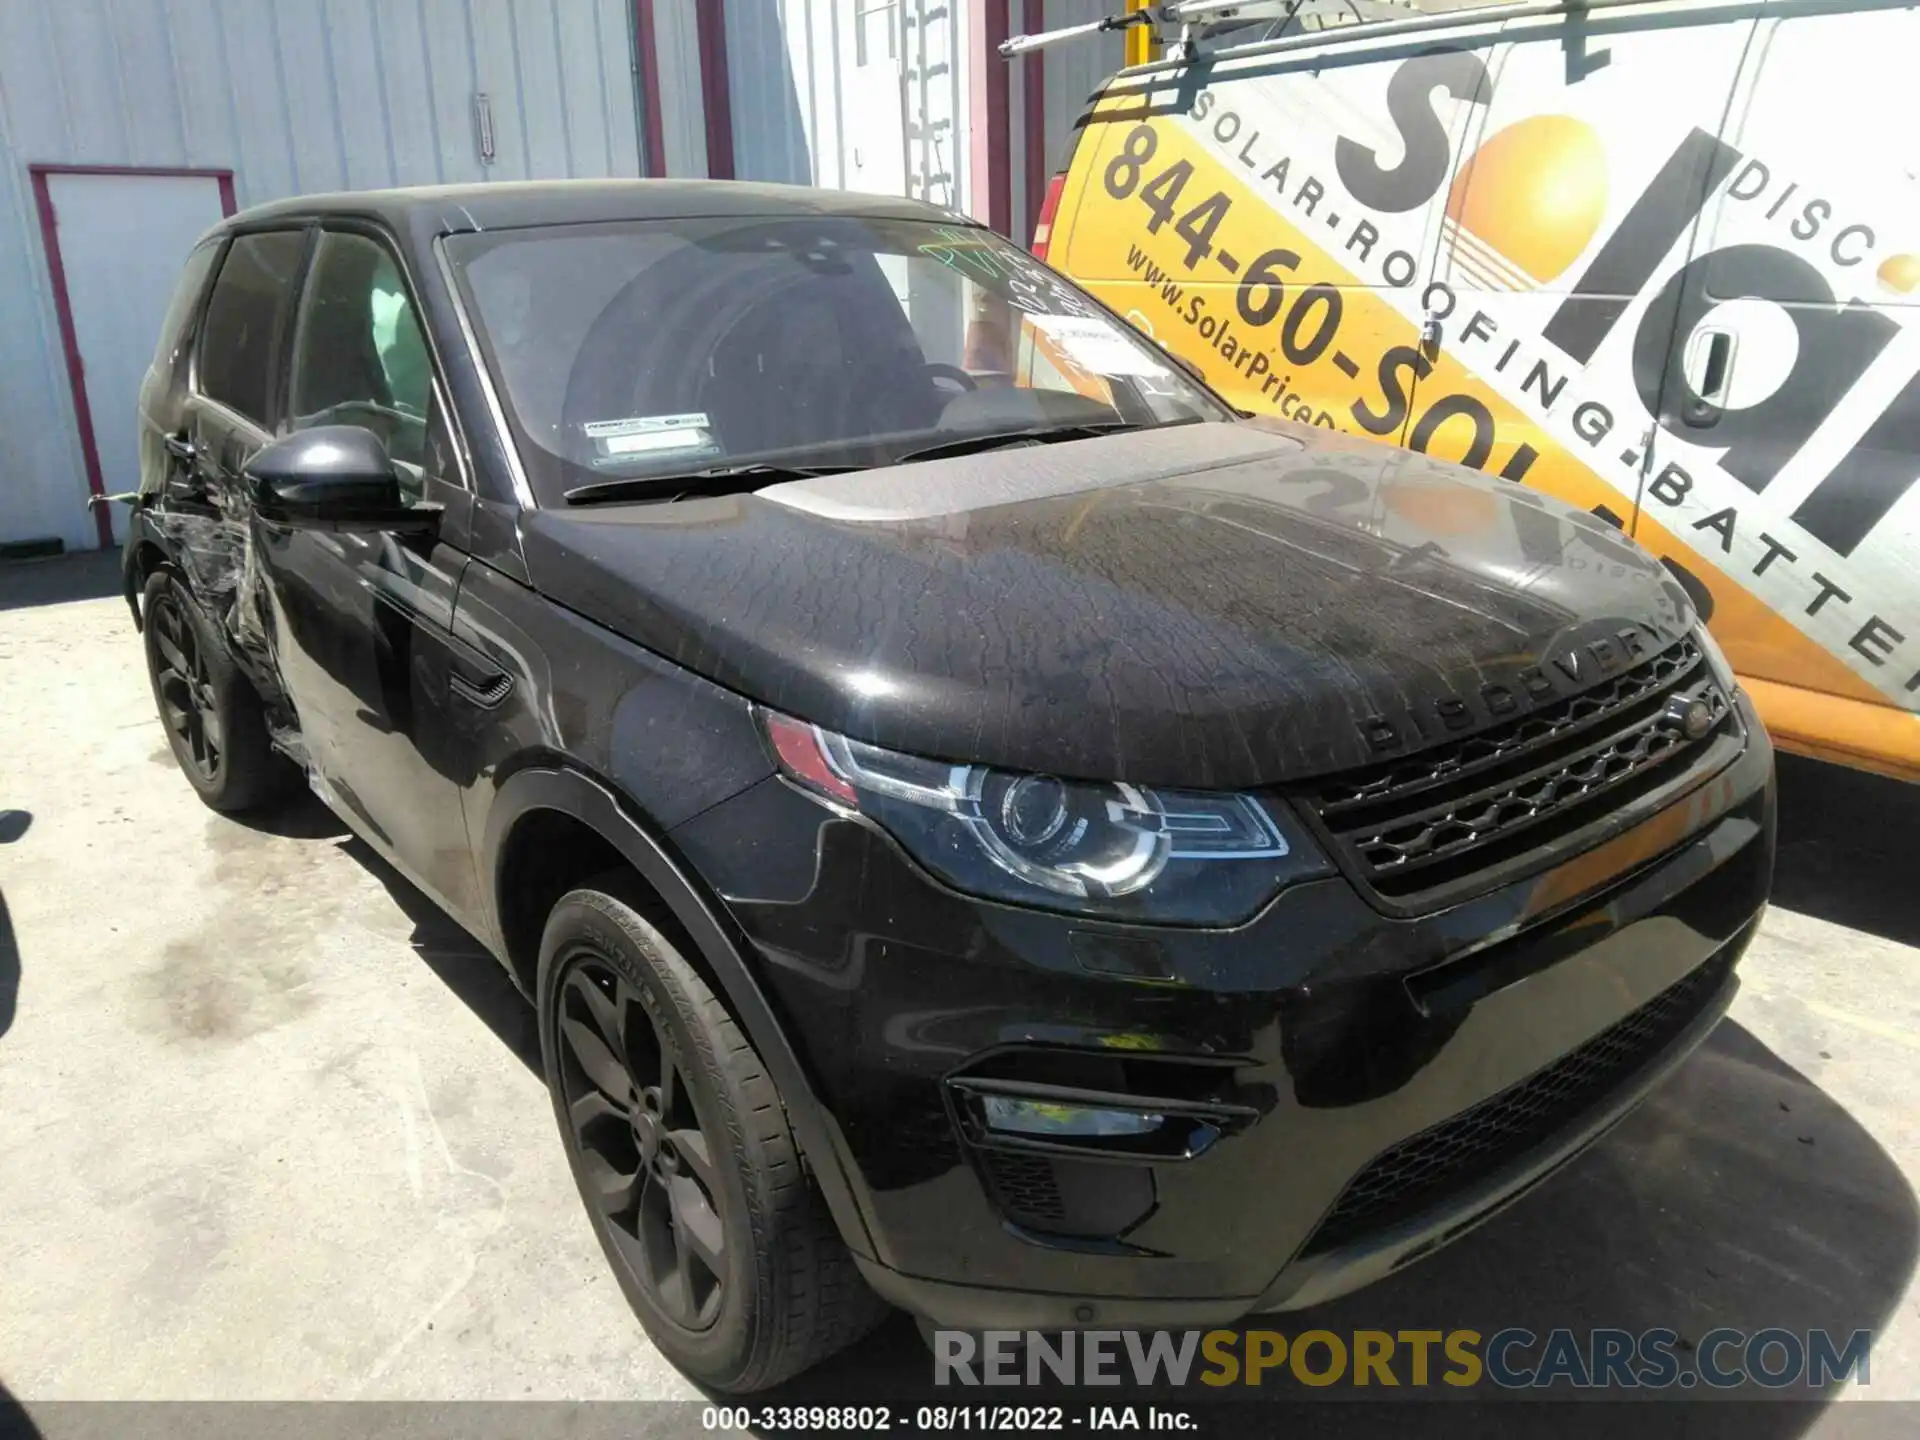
[125,181,1775,1391]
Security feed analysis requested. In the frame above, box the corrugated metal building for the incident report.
[0,0,1119,553]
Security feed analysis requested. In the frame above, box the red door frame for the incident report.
[1023,0,1046,242]
[632,0,668,177]
[980,1,1012,235]
[28,163,237,549]
[694,0,736,180]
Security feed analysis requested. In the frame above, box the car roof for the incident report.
[219,179,976,247]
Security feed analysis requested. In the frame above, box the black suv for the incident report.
[125,181,1774,1391]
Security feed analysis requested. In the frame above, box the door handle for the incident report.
[163,433,201,463]
[1684,329,1734,428]
[1419,316,1443,362]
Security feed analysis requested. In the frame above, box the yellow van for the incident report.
[1028,0,1920,780]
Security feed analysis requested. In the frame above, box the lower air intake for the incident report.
[1301,949,1732,1255]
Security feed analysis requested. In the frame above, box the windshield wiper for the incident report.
[563,462,858,507]
[889,421,1145,467]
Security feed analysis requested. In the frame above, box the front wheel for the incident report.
[537,875,887,1391]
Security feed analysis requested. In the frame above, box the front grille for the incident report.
[1301,636,1734,910]
[1301,950,1731,1255]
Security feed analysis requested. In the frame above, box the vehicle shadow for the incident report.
[761,1018,1918,1435]
[216,789,540,1073]
[234,793,357,842]
[0,1377,37,1440]
[334,830,542,1076]
[1770,753,1920,946]
[219,791,541,1075]
[0,888,17,1043]
[0,551,121,612]
[0,811,24,1042]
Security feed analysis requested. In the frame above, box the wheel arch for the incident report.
[482,763,880,1263]
[123,512,174,631]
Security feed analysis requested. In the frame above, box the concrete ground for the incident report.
[2,551,1918,1433]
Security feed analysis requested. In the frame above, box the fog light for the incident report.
[981,1095,1165,1138]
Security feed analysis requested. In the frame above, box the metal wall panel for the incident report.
[0,0,644,549]
[723,0,968,212]
[0,0,1034,549]
[725,0,815,186]
[651,0,711,178]
[904,0,966,213]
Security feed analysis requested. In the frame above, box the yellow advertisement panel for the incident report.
[1056,12,1920,778]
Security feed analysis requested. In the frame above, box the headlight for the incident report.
[1695,624,1739,695]
[761,712,1328,924]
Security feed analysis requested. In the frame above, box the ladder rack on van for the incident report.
[998,2,1303,63]
[998,0,1641,68]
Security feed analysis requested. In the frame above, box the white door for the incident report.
[845,3,908,198]
[44,171,227,545]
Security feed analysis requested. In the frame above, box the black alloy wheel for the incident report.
[148,588,222,782]
[537,878,888,1390]
[556,955,728,1331]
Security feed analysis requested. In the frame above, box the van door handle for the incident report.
[1684,330,1734,427]
[1419,317,1443,361]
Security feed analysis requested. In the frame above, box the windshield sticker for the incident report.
[584,412,710,439]
[1029,314,1171,377]
[583,413,719,465]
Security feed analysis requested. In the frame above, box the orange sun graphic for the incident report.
[1878,253,1920,295]
[1445,116,1610,291]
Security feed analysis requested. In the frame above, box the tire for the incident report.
[141,568,299,814]
[538,873,888,1391]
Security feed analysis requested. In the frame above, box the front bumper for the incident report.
[671,693,1775,1329]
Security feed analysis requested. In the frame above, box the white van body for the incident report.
[1049,0,1920,778]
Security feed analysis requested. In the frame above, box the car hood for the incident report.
[519,419,1695,789]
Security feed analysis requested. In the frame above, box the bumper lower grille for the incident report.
[1301,950,1731,1255]
[982,1151,1068,1227]
[1301,636,1735,911]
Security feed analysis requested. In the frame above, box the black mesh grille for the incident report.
[1301,637,1734,909]
[982,1152,1066,1227]
[1302,952,1730,1255]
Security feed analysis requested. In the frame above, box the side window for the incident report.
[153,239,224,375]
[198,230,306,425]
[287,232,437,486]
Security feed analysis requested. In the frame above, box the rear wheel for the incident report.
[141,568,297,813]
[538,874,887,1391]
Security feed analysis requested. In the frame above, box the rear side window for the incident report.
[152,239,223,374]
[197,230,306,425]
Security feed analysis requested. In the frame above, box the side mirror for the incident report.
[245,426,439,533]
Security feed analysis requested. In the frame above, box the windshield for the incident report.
[444,215,1229,504]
